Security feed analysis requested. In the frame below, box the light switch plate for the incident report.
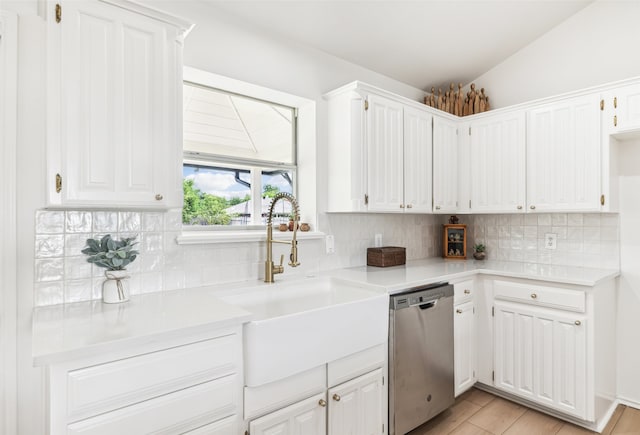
[545,233,557,250]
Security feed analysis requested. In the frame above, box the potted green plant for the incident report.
[82,234,139,303]
[473,243,486,261]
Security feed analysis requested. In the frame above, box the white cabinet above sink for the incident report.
[218,277,389,387]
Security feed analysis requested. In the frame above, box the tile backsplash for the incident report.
[461,213,620,269]
[33,210,619,306]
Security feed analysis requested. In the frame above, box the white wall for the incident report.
[471,1,640,108]
[616,139,640,407]
[469,0,640,407]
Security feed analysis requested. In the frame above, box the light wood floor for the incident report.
[406,388,640,435]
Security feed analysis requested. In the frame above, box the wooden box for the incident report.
[443,224,467,259]
[367,247,406,267]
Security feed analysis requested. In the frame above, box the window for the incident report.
[182,81,297,227]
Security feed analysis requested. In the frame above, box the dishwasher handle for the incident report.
[418,299,438,310]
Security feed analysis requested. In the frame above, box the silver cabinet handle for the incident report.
[155,194,164,201]
[456,309,463,314]
[435,205,441,210]
[407,204,412,209]
[530,205,536,210]
[575,320,581,326]
[531,293,538,299]
[517,205,523,210]
[464,289,471,294]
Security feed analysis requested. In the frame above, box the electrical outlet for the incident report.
[545,233,557,250]
[326,235,335,254]
[374,233,383,247]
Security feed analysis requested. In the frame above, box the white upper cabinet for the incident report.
[607,83,640,134]
[367,94,405,212]
[526,94,601,212]
[469,111,526,213]
[326,82,434,213]
[433,115,458,213]
[403,106,433,213]
[45,0,191,209]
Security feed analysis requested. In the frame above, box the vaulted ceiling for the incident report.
[202,0,593,91]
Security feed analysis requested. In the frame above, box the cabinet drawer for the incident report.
[454,279,474,304]
[67,335,238,421]
[67,374,238,435]
[183,415,238,435]
[493,280,585,312]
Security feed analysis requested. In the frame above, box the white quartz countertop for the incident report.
[328,258,620,293]
[32,285,252,366]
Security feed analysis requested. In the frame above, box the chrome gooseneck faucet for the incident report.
[264,192,301,283]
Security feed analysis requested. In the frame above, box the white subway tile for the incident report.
[118,212,141,232]
[583,214,601,226]
[511,226,524,239]
[35,235,64,258]
[36,210,65,234]
[537,214,552,226]
[143,232,163,252]
[65,256,92,280]
[65,233,92,257]
[164,209,182,231]
[140,273,163,294]
[567,214,584,226]
[35,258,64,282]
[93,212,118,232]
[64,279,93,303]
[65,211,92,233]
[551,213,568,226]
[142,212,164,232]
[524,214,538,226]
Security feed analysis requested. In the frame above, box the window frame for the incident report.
[177,67,319,244]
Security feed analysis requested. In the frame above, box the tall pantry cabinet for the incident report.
[45,0,192,209]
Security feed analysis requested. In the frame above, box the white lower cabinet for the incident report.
[246,345,386,435]
[249,393,327,435]
[487,276,617,430]
[46,328,243,435]
[494,301,586,418]
[453,279,476,397]
[454,301,476,397]
[328,368,384,435]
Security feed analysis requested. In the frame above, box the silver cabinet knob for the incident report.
[333,394,341,402]
[464,289,471,294]
[531,293,538,299]
[400,204,404,208]
[435,205,441,210]
[407,204,412,209]
[530,205,536,210]
[155,194,164,201]
[575,320,581,326]
[456,309,463,314]
[318,399,327,407]
[517,205,523,210]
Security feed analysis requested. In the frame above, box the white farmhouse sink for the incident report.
[218,277,389,387]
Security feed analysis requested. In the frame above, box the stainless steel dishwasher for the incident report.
[388,282,454,435]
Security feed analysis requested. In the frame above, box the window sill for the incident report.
[176,230,326,245]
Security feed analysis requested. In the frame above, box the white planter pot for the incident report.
[102,270,130,303]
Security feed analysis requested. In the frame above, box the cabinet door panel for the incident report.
[50,0,181,208]
[433,116,458,213]
[494,301,587,419]
[611,83,640,133]
[328,368,383,435]
[404,107,433,213]
[454,301,476,396]
[250,393,326,435]
[470,112,525,213]
[367,94,404,212]
[527,95,600,211]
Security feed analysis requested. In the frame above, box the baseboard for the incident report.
[617,396,640,410]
